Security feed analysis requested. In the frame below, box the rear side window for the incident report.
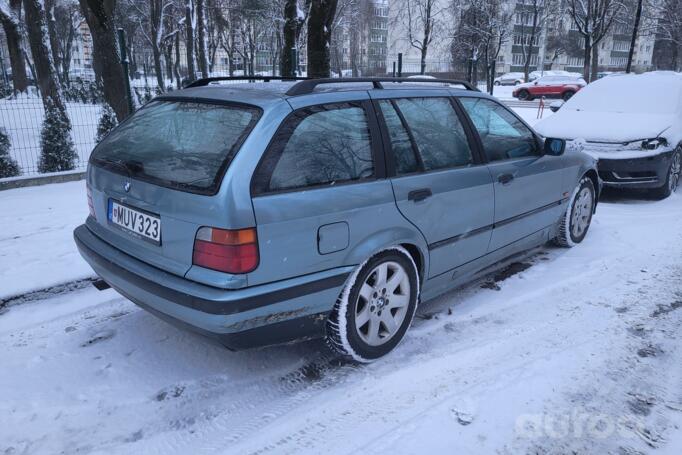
[393,97,473,171]
[378,100,419,175]
[253,102,374,194]
[91,100,260,194]
[460,97,538,162]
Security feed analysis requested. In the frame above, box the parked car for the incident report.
[494,72,525,86]
[74,77,600,361]
[68,68,96,81]
[535,72,682,199]
[513,76,587,101]
[528,70,570,82]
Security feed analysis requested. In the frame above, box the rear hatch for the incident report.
[86,98,260,278]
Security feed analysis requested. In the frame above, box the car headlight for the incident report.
[641,138,668,150]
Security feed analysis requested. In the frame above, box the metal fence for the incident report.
[0,59,464,178]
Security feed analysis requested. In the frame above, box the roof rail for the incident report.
[184,76,309,88]
[285,77,478,96]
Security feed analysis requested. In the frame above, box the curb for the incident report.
[0,171,86,191]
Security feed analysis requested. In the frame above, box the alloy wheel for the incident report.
[571,187,593,239]
[669,152,681,193]
[354,261,411,347]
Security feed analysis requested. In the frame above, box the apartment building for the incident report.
[496,1,656,75]
[386,0,657,77]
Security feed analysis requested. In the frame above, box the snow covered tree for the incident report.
[0,127,21,178]
[567,0,626,81]
[0,0,29,93]
[95,103,118,143]
[38,98,77,173]
[79,0,131,121]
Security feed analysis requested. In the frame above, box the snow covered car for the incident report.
[74,77,600,361]
[494,72,525,86]
[513,76,587,101]
[535,72,682,199]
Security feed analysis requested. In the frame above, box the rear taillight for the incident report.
[192,227,259,274]
[86,185,95,218]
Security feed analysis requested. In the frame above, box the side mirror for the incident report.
[544,138,566,156]
[549,100,564,112]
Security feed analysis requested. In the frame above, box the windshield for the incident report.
[91,100,260,194]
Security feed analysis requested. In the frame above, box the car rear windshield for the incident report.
[91,100,261,194]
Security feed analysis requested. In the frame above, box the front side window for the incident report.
[393,97,473,171]
[254,102,374,193]
[460,97,539,162]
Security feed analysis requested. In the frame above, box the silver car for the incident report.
[74,77,600,361]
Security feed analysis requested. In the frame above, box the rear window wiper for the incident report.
[94,158,144,178]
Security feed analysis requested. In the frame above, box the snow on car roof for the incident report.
[565,71,682,115]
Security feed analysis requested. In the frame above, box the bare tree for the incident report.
[195,0,209,77]
[53,0,83,83]
[281,0,303,75]
[306,0,338,77]
[514,0,557,82]
[625,0,642,72]
[395,0,444,75]
[185,0,196,80]
[652,0,681,70]
[452,0,511,91]
[22,0,65,110]
[129,0,171,90]
[0,0,29,92]
[567,0,625,81]
[79,0,130,121]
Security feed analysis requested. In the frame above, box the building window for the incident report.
[567,56,584,67]
[609,56,627,67]
[612,41,629,51]
[513,34,540,46]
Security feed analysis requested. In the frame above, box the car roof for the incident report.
[158,79,480,109]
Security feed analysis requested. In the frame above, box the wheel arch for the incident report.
[341,228,429,283]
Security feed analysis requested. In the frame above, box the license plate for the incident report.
[108,199,161,245]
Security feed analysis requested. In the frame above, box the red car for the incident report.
[513,76,587,101]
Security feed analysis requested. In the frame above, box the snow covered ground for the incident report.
[0,180,91,299]
[0,105,679,454]
[1,187,681,454]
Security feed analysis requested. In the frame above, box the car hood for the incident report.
[534,109,676,143]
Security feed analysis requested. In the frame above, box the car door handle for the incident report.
[497,173,515,185]
[408,188,432,202]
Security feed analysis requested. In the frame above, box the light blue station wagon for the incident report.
[74,77,600,361]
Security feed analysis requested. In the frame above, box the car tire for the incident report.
[514,81,521,86]
[554,177,595,247]
[518,89,531,100]
[494,81,500,86]
[326,247,419,363]
[649,148,681,200]
[562,90,575,101]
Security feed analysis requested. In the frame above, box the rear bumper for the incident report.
[596,150,673,189]
[74,224,351,350]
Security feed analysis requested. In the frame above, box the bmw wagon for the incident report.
[74,77,600,361]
